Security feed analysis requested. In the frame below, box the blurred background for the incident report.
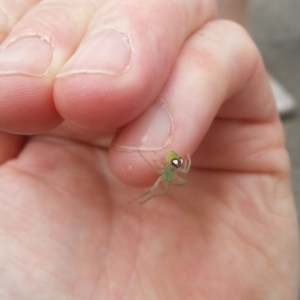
[222,0,300,297]
[249,1,300,297]
[218,0,300,221]
[248,0,300,220]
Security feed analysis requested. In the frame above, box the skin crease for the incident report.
[0,0,299,299]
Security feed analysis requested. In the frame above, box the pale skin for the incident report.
[0,0,299,299]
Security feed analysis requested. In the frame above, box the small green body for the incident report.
[162,164,176,183]
[162,151,183,183]
[131,150,191,204]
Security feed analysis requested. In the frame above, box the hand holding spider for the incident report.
[0,0,298,298]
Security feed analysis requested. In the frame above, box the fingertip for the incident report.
[0,131,26,163]
[108,147,161,188]
[0,76,62,134]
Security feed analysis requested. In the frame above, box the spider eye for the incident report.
[171,158,183,168]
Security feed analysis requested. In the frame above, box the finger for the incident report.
[0,132,26,163]
[109,20,282,187]
[54,0,216,130]
[0,0,41,42]
[0,0,104,134]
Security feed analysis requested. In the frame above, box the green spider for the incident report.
[132,150,191,204]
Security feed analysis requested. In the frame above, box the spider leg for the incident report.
[178,153,191,173]
[152,151,166,164]
[128,176,163,204]
[139,182,171,204]
[171,175,186,186]
[152,159,164,169]
[140,174,187,204]
[138,150,161,174]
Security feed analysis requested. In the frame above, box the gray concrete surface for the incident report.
[248,0,300,296]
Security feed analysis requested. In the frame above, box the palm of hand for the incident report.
[0,123,297,300]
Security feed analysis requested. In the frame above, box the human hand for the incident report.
[0,0,299,299]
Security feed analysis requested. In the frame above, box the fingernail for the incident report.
[58,29,132,77]
[0,36,53,76]
[115,101,173,151]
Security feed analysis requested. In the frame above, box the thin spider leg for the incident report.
[186,153,191,171]
[152,159,164,169]
[152,151,166,164]
[128,176,163,204]
[139,182,171,204]
[138,150,161,174]
[171,175,186,186]
[178,153,191,173]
